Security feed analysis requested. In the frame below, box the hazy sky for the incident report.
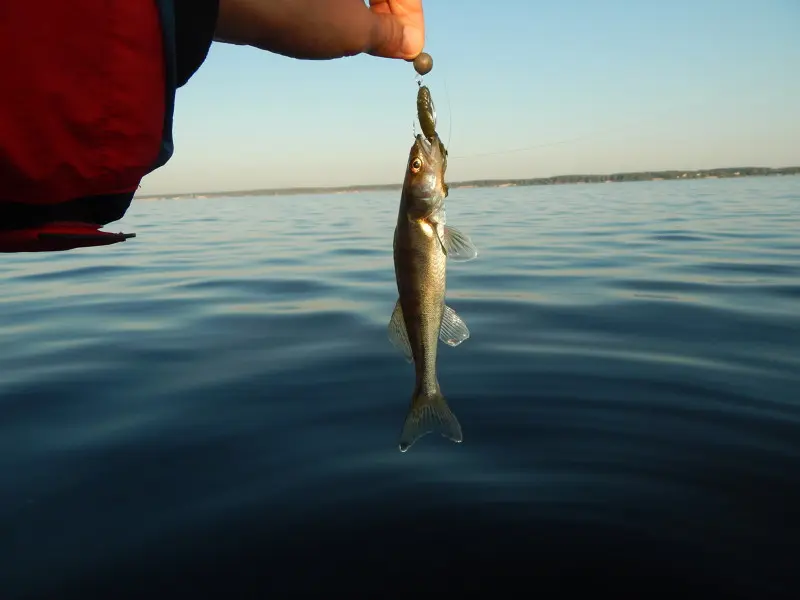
[139,0,800,195]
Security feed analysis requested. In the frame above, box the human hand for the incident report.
[215,0,425,60]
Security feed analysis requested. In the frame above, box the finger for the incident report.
[366,12,405,58]
[367,14,424,59]
[368,0,424,59]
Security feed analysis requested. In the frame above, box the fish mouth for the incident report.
[414,134,441,161]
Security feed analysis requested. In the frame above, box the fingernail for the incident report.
[402,26,423,59]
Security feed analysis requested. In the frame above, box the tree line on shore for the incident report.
[139,166,800,199]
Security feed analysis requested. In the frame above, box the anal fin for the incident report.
[387,299,413,363]
[439,304,470,347]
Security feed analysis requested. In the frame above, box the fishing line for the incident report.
[417,69,643,162]
[412,24,454,152]
[443,73,452,151]
[416,24,714,163]
[418,63,636,161]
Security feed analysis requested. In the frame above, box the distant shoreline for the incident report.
[137,166,800,201]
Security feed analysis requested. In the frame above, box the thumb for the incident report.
[368,14,423,59]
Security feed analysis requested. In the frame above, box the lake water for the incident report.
[2,177,799,598]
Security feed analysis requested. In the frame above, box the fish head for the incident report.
[402,134,446,219]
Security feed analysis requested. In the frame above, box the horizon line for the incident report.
[137,165,800,199]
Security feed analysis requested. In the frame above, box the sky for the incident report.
[139,0,800,196]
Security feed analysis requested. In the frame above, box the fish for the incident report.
[416,85,437,141]
[388,133,478,452]
[416,84,450,197]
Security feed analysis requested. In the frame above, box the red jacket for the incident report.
[0,0,218,252]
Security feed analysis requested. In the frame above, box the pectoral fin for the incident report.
[387,299,413,363]
[441,226,478,261]
[439,305,470,347]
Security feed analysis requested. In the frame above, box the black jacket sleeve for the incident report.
[174,0,220,87]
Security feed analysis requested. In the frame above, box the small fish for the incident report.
[388,133,478,452]
[416,84,449,197]
[416,85,437,141]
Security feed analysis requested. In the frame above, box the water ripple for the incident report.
[1,177,799,598]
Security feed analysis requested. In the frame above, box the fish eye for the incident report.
[410,157,423,173]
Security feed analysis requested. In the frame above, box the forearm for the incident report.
[215,0,372,59]
[213,0,416,60]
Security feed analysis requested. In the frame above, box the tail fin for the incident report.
[398,388,463,452]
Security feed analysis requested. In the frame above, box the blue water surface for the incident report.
[2,177,799,598]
